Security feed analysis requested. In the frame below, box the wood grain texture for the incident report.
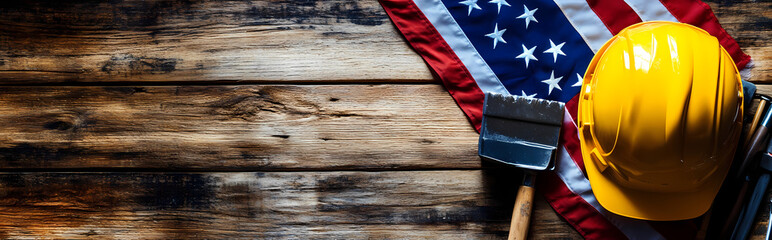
[3,83,772,238]
[705,0,772,81]
[4,84,772,170]
[508,185,534,240]
[0,84,479,170]
[0,171,581,239]
[0,0,433,84]
[0,0,768,238]
[0,0,768,84]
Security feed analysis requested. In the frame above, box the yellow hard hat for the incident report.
[577,21,744,221]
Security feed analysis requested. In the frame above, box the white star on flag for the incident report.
[541,71,563,95]
[485,24,507,49]
[488,0,511,14]
[459,0,482,16]
[516,44,538,68]
[543,39,566,63]
[516,5,538,29]
[520,90,537,98]
[572,73,583,87]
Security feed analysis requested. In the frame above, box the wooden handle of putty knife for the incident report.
[509,174,535,240]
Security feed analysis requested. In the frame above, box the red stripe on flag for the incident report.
[586,0,643,35]
[539,171,629,240]
[658,0,752,69]
[562,95,586,173]
[550,94,625,239]
[379,0,485,132]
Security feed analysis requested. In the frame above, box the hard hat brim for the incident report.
[585,156,728,221]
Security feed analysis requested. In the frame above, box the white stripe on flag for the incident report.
[552,0,614,53]
[557,111,665,240]
[740,60,754,80]
[412,0,510,95]
[623,0,678,22]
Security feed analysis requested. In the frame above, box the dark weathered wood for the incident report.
[749,192,771,240]
[0,0,768,238]
[0,171,581,239]
[705,0,772,81]
[0,0,768,84]
[0,85,479,170]
[0,0,433,84]
[4,84,772,170]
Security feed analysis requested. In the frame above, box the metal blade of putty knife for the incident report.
[477,92,565,240]
[478,92,565,171]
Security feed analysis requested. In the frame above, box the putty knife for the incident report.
[478,92,565,240]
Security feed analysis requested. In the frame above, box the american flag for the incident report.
[379,0,753,239]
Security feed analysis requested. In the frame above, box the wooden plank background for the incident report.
[0,0,769,239]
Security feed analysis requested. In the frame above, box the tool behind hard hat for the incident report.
[578,21,744,221]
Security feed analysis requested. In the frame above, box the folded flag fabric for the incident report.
[378,0,752,239]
